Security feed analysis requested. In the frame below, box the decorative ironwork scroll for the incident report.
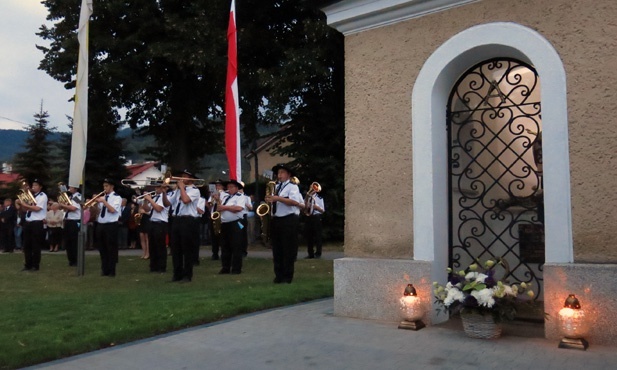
[447,58,544,298]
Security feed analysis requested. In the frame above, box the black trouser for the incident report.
[209,219,220,257]
[241,215,248,256]
[170,216,199,281]
[0,223,15,252]
[95,222,119,276]
[305,214,323,257]
[148,221,168,272]
[221,220,244,273]
[64,220,79,266]
[23,220,45,269]
[271,214,299,282]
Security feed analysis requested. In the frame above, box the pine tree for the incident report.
[12,103,57,190]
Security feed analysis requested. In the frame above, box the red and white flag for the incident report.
[225,0,241,181]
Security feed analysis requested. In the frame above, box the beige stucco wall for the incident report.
[344,0,617,261]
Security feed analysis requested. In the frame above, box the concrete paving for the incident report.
[26,247,617,369]
[28,298,617,370]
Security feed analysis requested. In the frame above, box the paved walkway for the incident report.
[28,298,617,370]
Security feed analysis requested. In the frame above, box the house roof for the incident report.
[244,135,283,159]
[126,162,159,179]
[0,172,19,184]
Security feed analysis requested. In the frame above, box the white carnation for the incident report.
[475,273,488,284]
[444,288,465,307]
[471,288,495,308]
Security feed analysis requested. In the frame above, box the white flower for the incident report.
[443,287,465,307]
[465,271,478,281]
[503,285,514,296]
[471,288,495,308]
[475,273,488,284]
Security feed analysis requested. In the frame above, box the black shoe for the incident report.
[231,271,241,275]
[218,268,230,275]
[69,263,77,267]
[273,277,283,284]
[304,255,314,259]
[180,277,192,283]
[109,273,116,277]
[211,255,219,260]
[315,254,321,258]
[20,267,31,272]
[31,267,39,271]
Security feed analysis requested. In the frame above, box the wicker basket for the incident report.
[461,313,502,339]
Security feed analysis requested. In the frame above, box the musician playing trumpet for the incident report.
[265,163,305,284]
[304,184,325,259]
[58,184,82,266]
[143,183,170,273]
[94,178,122,277]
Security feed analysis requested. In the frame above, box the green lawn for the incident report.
[0,251,334,369]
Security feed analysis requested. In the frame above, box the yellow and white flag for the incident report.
[68,0,93,187]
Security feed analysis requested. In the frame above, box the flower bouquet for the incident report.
[434,259,534,338]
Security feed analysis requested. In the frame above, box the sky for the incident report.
[0,0,74,133]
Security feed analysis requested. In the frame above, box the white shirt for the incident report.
[171,186,200,217]
[66,192,82,221]
[273,181,302,217]
[308,194,325,215]
[197,197,206,214]
[26,192,48,222]
[220,193,247,223]
[97,192,122,224]
[149,193,170,223]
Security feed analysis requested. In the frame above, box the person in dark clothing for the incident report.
[0,198,17,253]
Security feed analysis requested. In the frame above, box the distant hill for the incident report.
[0,129,63,162]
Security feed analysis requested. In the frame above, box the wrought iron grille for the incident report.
[447,58,544,298]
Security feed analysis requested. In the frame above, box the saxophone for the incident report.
[256,181,276,244]
[211,191,222,236]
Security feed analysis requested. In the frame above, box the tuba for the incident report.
[57,182,73,206]
[303,182,322,216]
[17,180,37,206]
[256,181,276,244]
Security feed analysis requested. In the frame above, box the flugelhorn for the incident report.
[84,191,106,208]
[57,182,72,206]
[303,182,322,216]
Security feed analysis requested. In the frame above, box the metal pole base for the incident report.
[398,320,425,331]
[558,337,589,350]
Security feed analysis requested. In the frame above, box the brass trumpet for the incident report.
[84,191,106,208]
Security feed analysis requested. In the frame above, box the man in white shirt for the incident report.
[304,188,325,259]
[217,180,247,274]
[265,164,305,284]
[143,182,171,273]
[93,178,122,277]
[18,179,48,271]
[169,170,201,282]
[59,184,82,266]
[207,179,225,260]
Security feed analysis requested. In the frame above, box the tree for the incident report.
[12,103,57,190]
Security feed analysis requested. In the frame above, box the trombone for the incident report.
[163,175,206,187]
[84,191,106,208]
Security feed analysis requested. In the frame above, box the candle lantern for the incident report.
[558,294,589,350]
[398,284,425,330]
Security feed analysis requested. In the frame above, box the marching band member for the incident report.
[238,182,250,256]
[265,164,305,284]
[195,193,207,265]
[304,187,325,259]
[59,184,82,266]
[169,170,201,282]
[207,179,225,260]
[94,178,122,277]
[18,179,48,271]
[217,179,247,275]
[143,183,170,273]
